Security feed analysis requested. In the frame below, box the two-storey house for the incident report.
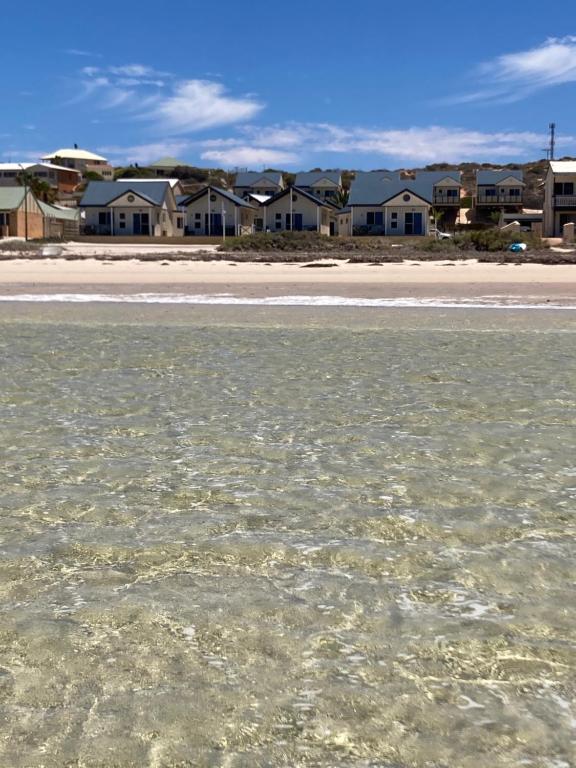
[474,170,524,220]
[233,171,284,200]
[42,147,114,180]
[294,171,342,202]
[543,161,576,237]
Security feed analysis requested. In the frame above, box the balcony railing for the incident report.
[553,195,576,208]
[433,194,460,206]
[476,194,523,205]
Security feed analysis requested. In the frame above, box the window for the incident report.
[275,213,282,220]
[195,220,201,229]
[98,211,110,226]
[446,189,457,198]
[0,213,9,226]
[119,221,126,229]
[484,188,496,197]
[403,194,411,202]
[367,211,383,226]
[210,194,217,202]
[554,182,574,195]
[177,217,183,228]
[509,188,521,197]
[195,212,201,219]
[391,212,398,219]
[127,194,135,203]
[119,212,126,219]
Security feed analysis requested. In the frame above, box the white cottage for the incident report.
[178,186,256,236]
[80,180,183,236]
[262,186,335,235]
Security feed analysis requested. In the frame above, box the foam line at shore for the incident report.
[0,292,574,309]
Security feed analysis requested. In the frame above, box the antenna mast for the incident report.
[549,122,556,161]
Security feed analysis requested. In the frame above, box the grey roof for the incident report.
[348,171,435,205]
[262,186,334,208]
[234,171,283,187]
[80,180,171,207]
[476,169,524,185]
[412,171,462,185]
[0,187,26,210]
[180,186,255,208]
[294,171,342,187]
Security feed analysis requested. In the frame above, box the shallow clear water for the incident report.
[0,305,575,767]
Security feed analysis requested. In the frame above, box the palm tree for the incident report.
[17,172,57,204]
[332,188,350,208]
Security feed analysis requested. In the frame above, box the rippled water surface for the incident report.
[0,304,575,767]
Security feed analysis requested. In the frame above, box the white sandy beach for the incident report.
[0,256,576,303]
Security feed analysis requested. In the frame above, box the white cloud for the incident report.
[155,80,263,133]
[450,36,576,103]
[98,141,193,165]
[231,123,554,164]
[201,146,298,167]
[65,48,101,57]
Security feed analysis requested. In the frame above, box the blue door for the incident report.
[404,212,423,235]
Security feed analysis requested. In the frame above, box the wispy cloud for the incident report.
[449,36,576,104]
[231,123,555,164]
[65,48,102,58]
[98,141,193,165]
[155,81,263,133]
[201,146,298,167]
[78,65,264,132]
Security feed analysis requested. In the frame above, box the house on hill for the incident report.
[42,148,114,180]
[0,163,80,195]
[148,157,187,177]
[80,180,183,236]
[543,161,576,237]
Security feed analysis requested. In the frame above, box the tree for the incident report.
[17,172,57,204]
[332,188,350,208]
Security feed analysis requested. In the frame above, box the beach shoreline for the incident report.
[0,257,576,304]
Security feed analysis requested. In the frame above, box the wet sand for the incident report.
[0,257,575,302]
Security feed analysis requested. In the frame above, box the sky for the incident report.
[1,0,576,171]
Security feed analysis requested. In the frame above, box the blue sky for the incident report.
[2,0,576,170]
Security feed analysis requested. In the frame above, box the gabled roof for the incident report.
[550,161,576,174]
[80,180,171,207]
[476,169,524,185]
[413,171,462,186]
[179,186,255,208]
[246,193,271,203]
[295,171,342,187]
[121,177,181,189]
[0,187,26,210]
[0,162,80,175]
[42,148,108,162]
[234,171,283,187]
[149,157,186,168]
[262,185,334,208]
[349,172,435,205]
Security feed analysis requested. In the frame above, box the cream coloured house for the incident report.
[233,171,284,199]
[80,180,183,236]
[345,172,433,236]
[178,186,256,236]
[42,147,114,179]
[294,171,342,201]
[262,186,334,235]
[543,161,576,237]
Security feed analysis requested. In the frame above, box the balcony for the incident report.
[433,193,460,206]
[553,195,576,208]
[476,194,523,206]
